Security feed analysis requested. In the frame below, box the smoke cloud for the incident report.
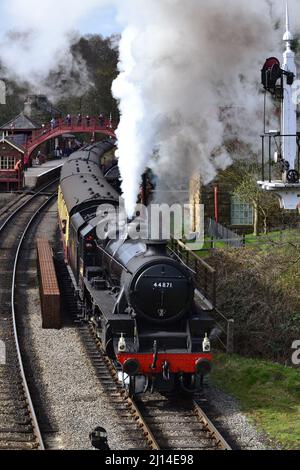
[0,0,111,98]
[0,0,299,214]
[113,0,297,214]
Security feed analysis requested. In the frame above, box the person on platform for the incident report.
[86,115,90,127]
[66,114,72,126]
[77,113,82,126]
[55,146,61,159]
[98,113,105,127]
[50,117,56,130]
[14,159,22,172]
[36,151,42,165]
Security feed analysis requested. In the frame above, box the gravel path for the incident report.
[16,198,272,450]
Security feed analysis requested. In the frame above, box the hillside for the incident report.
[0,34,119,126]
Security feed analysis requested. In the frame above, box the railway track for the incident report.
[58,262,231,451]
[0,180,58,450]
[0,194,27,225]
[135,393,231,450]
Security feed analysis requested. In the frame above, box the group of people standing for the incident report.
[50,113,107,128]
[34,144,78,166]
[47,113,107,132]
[74,113,106,127]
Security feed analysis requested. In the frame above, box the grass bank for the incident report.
[211,353,300,449]
[208,244,300,361]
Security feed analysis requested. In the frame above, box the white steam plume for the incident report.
[0,0,111,98]
[112,0,300,215]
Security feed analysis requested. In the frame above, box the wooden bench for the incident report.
[37,239,61,329]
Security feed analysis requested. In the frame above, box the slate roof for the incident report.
[0,113,40,131]
[0,136,25,154]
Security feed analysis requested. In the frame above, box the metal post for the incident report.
[263,91,266,135]
[142,173,148,206]
[268,135,272,183]
[226,319,234,354]
[297,136,300,176]
[262,136,265,181]
[212,270,216,308]
[204,268,208,298]
[214,186,219,223]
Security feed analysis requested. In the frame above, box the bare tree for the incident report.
[233,170,278,236]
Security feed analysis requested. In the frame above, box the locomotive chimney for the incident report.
[127,212,168,255]
[145,239,168,256]
[24,96,33,117]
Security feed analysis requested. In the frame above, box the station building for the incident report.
[0,136,25,191]
[0,95,62,191]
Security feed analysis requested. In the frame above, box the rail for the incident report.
[193,401,232,450]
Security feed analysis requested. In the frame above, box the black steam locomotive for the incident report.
[58,140,214,395]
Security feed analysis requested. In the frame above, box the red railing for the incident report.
[24,117,117,164]
[0,169,23,190]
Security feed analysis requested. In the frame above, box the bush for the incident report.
[209,243,300,363]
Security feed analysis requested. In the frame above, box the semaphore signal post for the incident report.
[259,2,300,210]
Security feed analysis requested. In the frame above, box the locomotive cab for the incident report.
[69,213,97,285]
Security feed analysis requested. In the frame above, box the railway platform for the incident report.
[24,156,67,188]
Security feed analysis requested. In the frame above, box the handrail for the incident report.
[170,238,217,307]
[170,238,234,353]
[175,239,216,273]
[28,117,116,147]
[23,117,117,164]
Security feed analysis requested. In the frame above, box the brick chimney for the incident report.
[189,175,201,233]
[24,96,32,117]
